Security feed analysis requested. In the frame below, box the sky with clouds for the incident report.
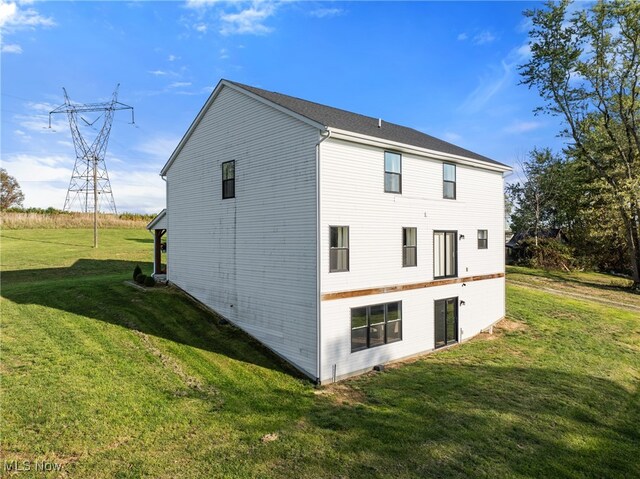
[1,0,570,214]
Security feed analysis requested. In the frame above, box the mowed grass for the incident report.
[1,229,639,478]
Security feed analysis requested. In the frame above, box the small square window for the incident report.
[478,229,488,249]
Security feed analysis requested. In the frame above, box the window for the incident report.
[434,298,458,348]
[351,302,402,352]
[443,163,456,199]
[403,227,417,267]
[222,161,235,199]
[384,151,402,193]
[478,229,488,249]
[330,226,349,272]
[434,231,457,279]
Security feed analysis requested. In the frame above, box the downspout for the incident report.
[161,174,167,281]
[316,127,331,384]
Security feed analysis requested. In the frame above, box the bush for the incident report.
[515,238,577,271]
[144,276,156,287]
[133,265,142,281]
[135,273,146,284]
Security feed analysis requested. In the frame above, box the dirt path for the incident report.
[508,279,640,313]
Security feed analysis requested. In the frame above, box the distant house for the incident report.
[151,79,511,383]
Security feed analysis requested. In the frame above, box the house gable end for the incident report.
[159,80,324,176]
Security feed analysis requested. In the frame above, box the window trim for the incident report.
[433,230,458,279]
[477,229,488,249]
[329,225,349,273]
[222,160,235,199]
[443,163,456,200]
[351,301,403,352]
[402,227,417,267]
[384,151,402,194]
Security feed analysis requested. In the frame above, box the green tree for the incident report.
[507,148,567,243]
[520,0,640,289]
[0,168,25,210]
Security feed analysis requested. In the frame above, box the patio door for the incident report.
[435,297,458,348]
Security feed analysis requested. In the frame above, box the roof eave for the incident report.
[327,127,512,173]
[146,208,167,230]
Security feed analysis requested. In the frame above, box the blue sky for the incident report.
[1,0,570,213]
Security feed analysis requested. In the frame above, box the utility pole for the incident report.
[49,85,134,248]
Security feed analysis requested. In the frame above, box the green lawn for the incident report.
[2,229,639,478]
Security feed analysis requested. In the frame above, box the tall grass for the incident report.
[0,211,154,229]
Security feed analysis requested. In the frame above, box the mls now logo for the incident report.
[4,460,62,472]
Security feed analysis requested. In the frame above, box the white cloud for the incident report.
[457,32,468,41]
[504,121,543,134]
[168,81,192,88]
[443,132,463,142]
[148,70,168,76]
[194,23,207,33]
[219,47,228,59]
[458,42,532,114]
[0,0,55,33]
[309,7,343,18]
[219,3,276,36]
[459,60,511,114]
[135,136,181,161]
[168,54,179,61]
[473,30,496,45]
[2,152,166,213]
[2,43,22,53]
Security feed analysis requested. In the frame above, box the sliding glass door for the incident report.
[434,297,458,348]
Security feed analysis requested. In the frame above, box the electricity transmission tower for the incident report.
[49,85,134,247]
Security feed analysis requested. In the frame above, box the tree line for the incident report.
[510,0,639,290]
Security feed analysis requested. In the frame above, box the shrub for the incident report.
[133,265,142,281]
[135,273,146,284]
[144,276,156,287]
[516,238,577,271]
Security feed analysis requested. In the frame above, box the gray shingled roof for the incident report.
[227,80,507,168]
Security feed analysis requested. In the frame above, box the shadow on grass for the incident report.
[303,362,640,478]
[126,237,154,244]
[2,259,306,380]
[0,233,89,248]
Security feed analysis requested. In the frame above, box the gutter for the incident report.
[315,127,331,383]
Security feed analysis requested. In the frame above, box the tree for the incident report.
[0,168,25,210]
[520,0,640,289]
[507,148,568,243]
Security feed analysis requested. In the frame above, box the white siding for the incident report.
[319,138,505,382]
[166,85,319,377]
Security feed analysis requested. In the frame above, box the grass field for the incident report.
[2,229,639,478]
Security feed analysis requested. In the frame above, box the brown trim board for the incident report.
[321,272,505,301]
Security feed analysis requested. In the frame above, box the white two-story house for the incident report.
[154,79,511,383]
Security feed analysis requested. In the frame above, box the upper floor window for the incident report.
[384,151,402,193]
[222,161,235,199]
[477,229,488,249]
[351,301,402,352]
[330,226,349,272]
[443,163,456,199]
[403,227,417,267]
[434,230,457,279]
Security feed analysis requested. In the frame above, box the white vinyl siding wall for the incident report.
[319,137,505,382]
[165,85,319,376]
